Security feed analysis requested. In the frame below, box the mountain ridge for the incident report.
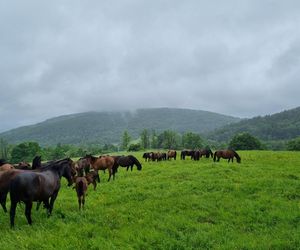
[0,108,240,146]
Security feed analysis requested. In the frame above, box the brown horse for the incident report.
[75,158,91,177]
[167,150,177,160]
[0,164,14,171]
[213,150,241,163]
[84,155,115,181]
[74,176,88,210]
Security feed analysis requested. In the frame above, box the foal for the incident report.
[74,176,88,210]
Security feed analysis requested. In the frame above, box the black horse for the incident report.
[180,150,195,160]
[9,158,74,227]
[114,155,142,172]
[142,152,152,162]
[31,155,42,169]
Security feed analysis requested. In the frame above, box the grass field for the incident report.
[0,151,299,249]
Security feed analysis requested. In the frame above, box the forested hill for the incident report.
[208,107,300,142]
[0,108,240,146]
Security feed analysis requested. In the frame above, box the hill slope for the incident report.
[208,106,300,142]
[0,108,240,146]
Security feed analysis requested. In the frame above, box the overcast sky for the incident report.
[1,1,300,132]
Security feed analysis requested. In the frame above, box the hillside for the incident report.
[0,108,240,146]
[208,106,300,142]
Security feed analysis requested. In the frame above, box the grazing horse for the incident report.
[84,155,115,182]
[74,176,88,210]
[9,158,74,227]
[199,148,214,158]
[142,152,152,162]
[115,155,142,172]
[14,162,31,170]
[180,150,195,160]
[167,150,177,160]
[75,158,91,177]
[85,171,99,190]
[213,150,241,163]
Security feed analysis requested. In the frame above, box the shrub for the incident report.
[229,133,263,150]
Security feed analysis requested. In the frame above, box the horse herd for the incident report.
[0,149,240,228]
[0,154,142,227]
[143,149,241,163]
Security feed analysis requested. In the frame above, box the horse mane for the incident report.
[39,158,72,171]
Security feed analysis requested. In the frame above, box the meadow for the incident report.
[0,151,299,249]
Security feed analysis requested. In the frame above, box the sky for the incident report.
[1,0,300,132]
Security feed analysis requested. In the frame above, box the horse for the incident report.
[213,150,241,163]
[151,152,163,162]
[199,148,214,158]
[0,164,14,171]
[84,155,115,182]
[31,156,42,169]
[9,158,74,227]
[114,155,142,172]
[74,176,88,210]
[180,150,195,160]
[142,152,152,162]
[167,150,177,160]
[85,171,99,190]
[75,157,91,177]
[14,162,31,170]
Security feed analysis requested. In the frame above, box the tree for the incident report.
[229,133,263,150]
[287,137,300,151]
[140,129,150,149]
[0,138,8,160]
[10,141,42,163]
[121,130,131,150]
[182,132,203,149]
[157,130,181,149]
[128,143,141,151]
[150,130,158,149]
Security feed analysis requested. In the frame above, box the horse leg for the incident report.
[82,194,85,209]
[10,200,17,228]
[36,201,42,211]
[228,158,230,163]
[126,166,129,171]
[78,196,82,210]
[48,192,58,216]
[25,201,33,225]
[131,165,133,171]
[107,168,112,182]
[93,180,97,190]
[0,193,7,213]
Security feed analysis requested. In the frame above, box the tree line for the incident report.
[1,130,300,163]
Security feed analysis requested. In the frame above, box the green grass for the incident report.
[0,151,299,249]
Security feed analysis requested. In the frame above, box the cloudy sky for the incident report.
[1,1,300,132]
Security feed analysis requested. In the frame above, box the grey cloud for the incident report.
[0,0,300,132]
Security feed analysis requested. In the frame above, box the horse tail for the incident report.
[213,151,217,162]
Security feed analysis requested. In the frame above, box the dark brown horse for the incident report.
[199,148,214,158]
[9,158,74,227]
[180,150,195,160]
[75,158,91,177]
[84,155,115,181]
[167,150,177,160]
[114,155,142,172]
[142,152,153,162]
[213,150,241,163]
[74,176,88,210]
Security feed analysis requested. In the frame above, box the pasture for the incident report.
[0,151,299,249]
